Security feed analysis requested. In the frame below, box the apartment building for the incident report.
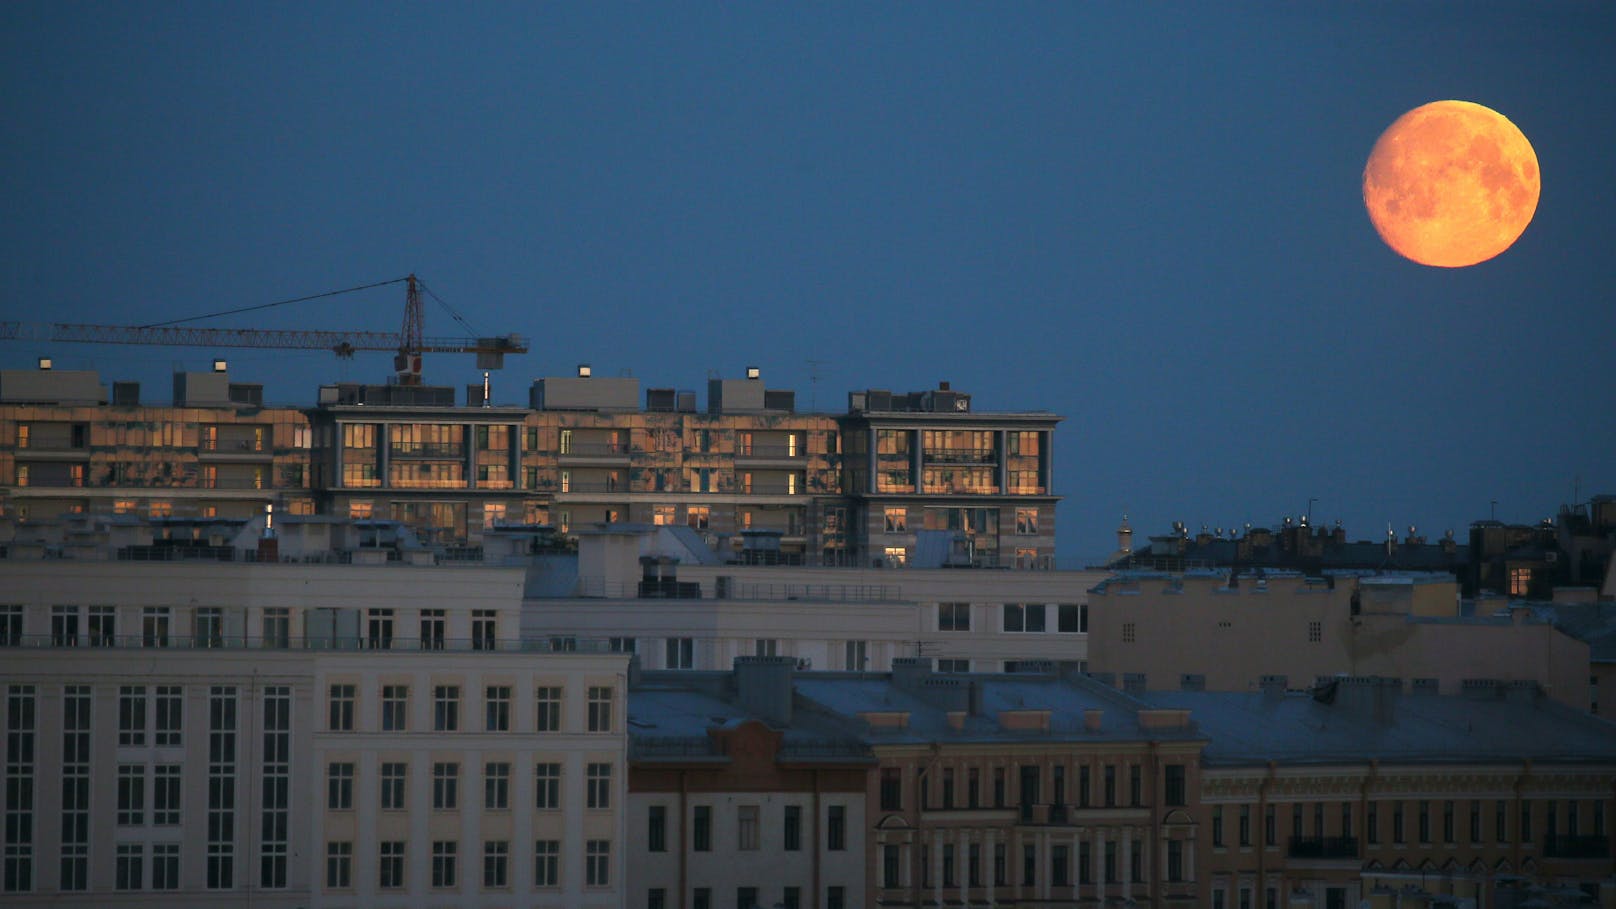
[1,363,1062,568]
[1087,570,1592,708]
[1143,676,1616,909]
[626,657,872,909]
[521,522,1105,674]
[0,524,629,908]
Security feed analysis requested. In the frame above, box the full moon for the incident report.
[1362,100,1540,268]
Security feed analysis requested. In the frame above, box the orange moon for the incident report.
[1362,100,1540,267]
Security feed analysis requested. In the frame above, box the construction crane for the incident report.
[0,274,527,386]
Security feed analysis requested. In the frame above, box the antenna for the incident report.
[805,359,828,412]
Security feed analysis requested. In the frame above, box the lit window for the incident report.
[884,546,908,566]
[884,507,908,532]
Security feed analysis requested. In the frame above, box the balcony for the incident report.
[1288,836,1359,860]
[389,442,466,459]
[1544,834,1610,859]
[734,444,804,462]
[557,441,630,461]
[924,447,997,464]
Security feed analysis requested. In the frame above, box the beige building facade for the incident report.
[1088,571,1591,708]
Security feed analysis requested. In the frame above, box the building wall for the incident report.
[1197,763,1616,909]
[863,741,1206,908]
[0,557,629,908]
[628,723,868,909]
[1088,574,1591,707]
[525,567,1108,673]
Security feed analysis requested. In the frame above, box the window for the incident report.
[883,844,901,888]
[262,607,289,647]
[1002,603,1046,632]
[1015,508,1039,535]
[1509,566,1532,596]
[366,608,394,649]
[117,764,145,824]
[828,805,846,850]
[485,685,511,731]
[89,606,116,646]
[119,686,147,745]
[884,507,908,532]
[884,546,907,565]
[116,843,144,890]
[1393,802,1406,843]
[433,685,459,731]
[1520,799,1532,842]
[1496,799,1507,842]
[588,686,614,732]
[738,886,760,908]
[939,602,971,631]
[1058,603,1087,633]
[1368,801,1380,844]
[327,762,354,810]
[431,841,457,888]
[665,637,695,669]
[432,761,459,810]
[783,886,801,909]
[381,762,407,811]
[844,640,868,670]
[784,804,802,851]
[194,607,223,647]
[1023,842,1036,885]
[154,685,182,746]
[881,767,903,810]
[535,762,561,809]
[1122,622,1136,643]
[738,804,760,850]
[585,840,610,887]
[754,638,779,657]
[610,636,637,654]
[326,841,352,889]
[536,686,561,731]
[483,841,510,888]
[534,840,560,886]
[142,607,170,647]
[51,605,80,647]
[1104,764,1117,806]
[938,658,970,673]
[1240,804,1252,846]
[1213,806,1225,846]
[1342,801,1354,838]
[419,609,446,650]
[0,606,20,647]
[1130,764,1142,805]
[1168,838,1184,881]
[1165,764,1187,806]
[1471,799,1483,843]
[1308,621,1322,643]
[587,762,612,809]
[693,805,713,851]
[471,609,497,650]
[827,886,845,909]
[1266,804,1278,846]
[485,762,510,810]
[649,805,668,852]
[381,685,408,731]
[1444,799,1455,843]
[1419,800,1431,843]
[328,684,356,731]
[153,764,181,824]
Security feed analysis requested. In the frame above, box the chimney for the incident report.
[892,657,933,693]
[734,655,795,726]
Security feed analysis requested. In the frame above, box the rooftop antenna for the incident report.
[806,358,828,412]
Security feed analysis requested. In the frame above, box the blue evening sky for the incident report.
[3,3,1613,563]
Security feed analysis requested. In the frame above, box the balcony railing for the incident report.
[389,442,466,458]
[1288,836,1359,859]
[735,444,803,459]
[924,447,997,464]
[558,441,630,457]
[1544,834,1610,859]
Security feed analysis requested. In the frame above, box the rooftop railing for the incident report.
[0,633,612,655]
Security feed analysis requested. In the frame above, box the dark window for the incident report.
[1104,765,1116,806]
[881,768,902,811]
[1239,805,1252,846]
[827,805,846,851]
[648,806,666,852]
[1213,806,1225,846]
[1165,764,1186,806]
[1129,764,1142,805]
[784,805,802,851]
[693,806,712,851]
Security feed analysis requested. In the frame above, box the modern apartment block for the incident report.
[521,522,1104,674]
[1,362,1061,568]
[0,527,629,908]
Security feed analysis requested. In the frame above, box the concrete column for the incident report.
[1039,830,1050,901]
[1161,833,1171,882]
[1186,836,1196,884]
[1094,826,1106,901]
[984,828,996,907]
[1073,832,1084,899]
[1123,827,1134,895]
[911,429,923,493]
[933,828,944,904]
[866,428,878,495]
[997,429,1008,493]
